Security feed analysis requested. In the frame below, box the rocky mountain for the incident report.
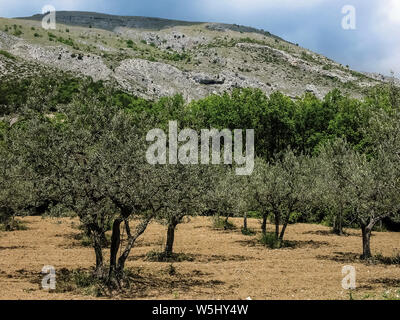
[0,11,389,101]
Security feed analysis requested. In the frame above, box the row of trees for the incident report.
[1,75,399,290]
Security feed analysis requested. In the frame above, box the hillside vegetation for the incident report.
[0,12,389,101]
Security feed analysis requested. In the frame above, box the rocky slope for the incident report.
[0,11,389,101]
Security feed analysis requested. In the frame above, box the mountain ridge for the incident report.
[0,11,391,102]
[17,11,286,41]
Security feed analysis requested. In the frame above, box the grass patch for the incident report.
[163,51,191,62]
[382,289,400,300]
[0,219,28,231]
[73,232,111,247]
[259,232,294,249]
[145,250,194,262]
[371,253,400,265]
[212,216,236,230]
[51,268,107,297]
[301,51,318,63]
[0,50,16,60]
[241,228,256,236]
[260,232,282,249]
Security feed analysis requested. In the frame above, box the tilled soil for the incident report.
[0,216,399,300]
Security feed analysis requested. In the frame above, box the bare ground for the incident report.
[0,216,399,300]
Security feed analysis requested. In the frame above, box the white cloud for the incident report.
[366,0,400,75]
[384,0,400,24]
[198,0,326,14]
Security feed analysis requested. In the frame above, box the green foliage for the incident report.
[301,51,317,63]
[241,227,256,236]
[259,232,282,249]
[0,216,28,231]
[212,216,236,230]
[13,29,23,36]
[163,51,191,62]
[372,253,400,265]
[52,268,106,297]
[0,50,16,60]
[56,36,75,47]
[247,211,262,219]
[126,39,135,48]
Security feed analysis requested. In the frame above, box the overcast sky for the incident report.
[0,0,399,76]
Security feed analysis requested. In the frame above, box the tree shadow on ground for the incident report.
[316,251,361,263]
[236,238,330,249]
[128,252,255,263]
[302,230,355,237]
[25,266,225,299]
[368,278,400,286]
[0,245,26,251]
[316,252,400,265]
[285,240,331,249]
[122,269,225,298]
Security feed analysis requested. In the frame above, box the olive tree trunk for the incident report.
[361,224,372,259]
[91,229,105,279]
[333,211,344,235]
[279,222,288,241]
[261,212,268,234]
[274,214,280,240]
[243,212,248,231]
[117,215,153,273]
[165,221,177,257]
[108,218,122,286]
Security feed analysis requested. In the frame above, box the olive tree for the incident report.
[154,163,216,257]
[209,167,249,230]
[319,136,400,259]
[13,97,159,287]
[315,141,355,235]
[250,150,313,242]
[0,121,36,230]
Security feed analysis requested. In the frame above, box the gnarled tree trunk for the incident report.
[274,214,280,240]
[261,212,268,234]
[333,211,344,235]
[165,221,177,257]
[108,218,122,288]
[361,224,372,259]
[279,222,288,242]
[116,214,154,274]
[91,229,105,279]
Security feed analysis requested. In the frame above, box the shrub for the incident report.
[51,268,106,297]
[0,216,27,231]
[13,29,23,36]
[126,39,135,48]
[212,216,236,230]
[372,253,400,265]
[0,50,16,60]
[73,231,110,247]
[260,232,282,249]
[241,227,256,236]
